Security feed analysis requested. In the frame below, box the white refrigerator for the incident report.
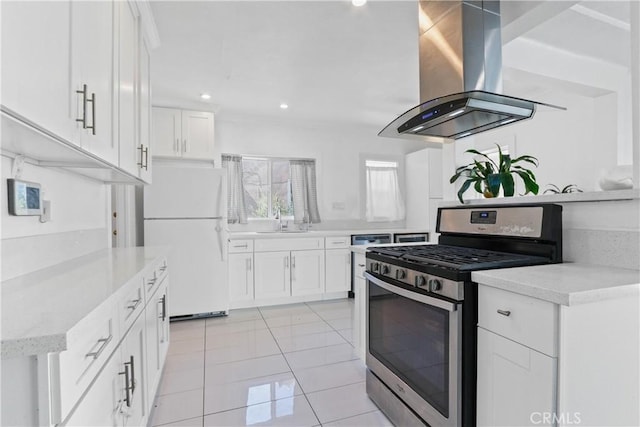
[144,165,228,318]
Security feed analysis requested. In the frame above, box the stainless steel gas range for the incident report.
[364,204,563,427]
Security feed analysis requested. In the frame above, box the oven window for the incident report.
[368,281,450,417]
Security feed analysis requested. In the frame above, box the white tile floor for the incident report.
[148,299,393,427]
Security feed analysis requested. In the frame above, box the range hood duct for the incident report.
[379,0,564,143]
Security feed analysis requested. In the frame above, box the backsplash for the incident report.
[1,228,107,281]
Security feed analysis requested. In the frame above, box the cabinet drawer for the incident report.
[325,236,350,249]
[118,275,145,335]
[56,300,117,422]
[145,258,168,302]
[228,239,254,253]
[478,285,558,357]
[254,237,324,252]
[354,253,366,279]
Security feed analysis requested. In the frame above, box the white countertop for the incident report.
[472,263,640,306]
[1,246,168,359]
[229,228,429,239]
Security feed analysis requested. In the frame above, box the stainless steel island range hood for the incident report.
[379,0,564,143]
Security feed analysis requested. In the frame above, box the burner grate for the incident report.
[370,244,548,271]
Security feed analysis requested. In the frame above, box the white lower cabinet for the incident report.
[325,248,350,293]
[290,250,325,296]
[118,313,147,426]
[476,283,640,426]
[253,249,325,299]
[228,253,254,303]
[146,277,170,398]
[477,284,557,427]
[58,257,169,426]
[64,349,121,427]
[477,327,556,427]
[254,251,291,299]
[352,252,366,360]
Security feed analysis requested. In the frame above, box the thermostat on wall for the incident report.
[8,178,42,216]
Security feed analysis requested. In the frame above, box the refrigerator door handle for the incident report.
[215,222,226,262]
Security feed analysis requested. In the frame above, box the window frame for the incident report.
[360,153,405,222]
[240,155,310,221]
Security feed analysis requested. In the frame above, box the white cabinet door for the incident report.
[291,250,325,296]
[119,314,147,427]
[254,251,290,299]
[476,327,556,427]
[144,276,169,404]
[152,107,181,157]
[70,0,116,164]
[182,110,214,160]
[64,350,121,427]
[1,1,74,142]
[229,253,254,303]
[325,249,350,293]
[117,0,139,175]
[353,276,366,360]
[138,35,152,183]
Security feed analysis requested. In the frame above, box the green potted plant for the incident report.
[450,145,540,203]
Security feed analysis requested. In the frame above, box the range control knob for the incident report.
[429,279,443,293]
[380,265,390,275]
[395,269,406,280]
[371,262,379,272]
[415,275,427,287]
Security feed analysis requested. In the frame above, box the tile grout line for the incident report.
[260,304,324,427]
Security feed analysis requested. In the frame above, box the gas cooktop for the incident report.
[368,244,549,271]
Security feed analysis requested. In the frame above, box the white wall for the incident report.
[1,156,109,279]
[214,116,426,229]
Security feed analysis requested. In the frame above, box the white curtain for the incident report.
[366,163,405,222]
[221,154,248,224]
[290,160,321,224]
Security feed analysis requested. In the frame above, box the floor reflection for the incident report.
[245,380,296,424]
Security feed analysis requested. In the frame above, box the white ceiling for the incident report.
[150,1,633,128]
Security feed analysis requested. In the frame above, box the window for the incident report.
[242,157,294,219]
[365,159,405,222]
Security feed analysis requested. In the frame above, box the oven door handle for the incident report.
[365,272,458,312]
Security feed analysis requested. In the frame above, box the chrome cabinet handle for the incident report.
[175,138,179,153]
[284,257,289,268]
[358,263,365,267]
[127,298,142,311]
[292,256,296,268]
[76,84,88,128]
[86,91,96,135]
[183,139,188,153]
[234,244,248,249]
[85,333,113,359]
[248,258,252,271]
[497,309,511,317]
[159,295,167,321]
[119,356,135,407]
[147,277,157,287]
[137,145,149,170]
[159,265,167,272]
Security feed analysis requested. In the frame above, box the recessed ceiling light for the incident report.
[200,93,211,100]
[352,0,366,6]
[280,103,289,110]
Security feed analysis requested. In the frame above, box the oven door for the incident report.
[365,272,462,427]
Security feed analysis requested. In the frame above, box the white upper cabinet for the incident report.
[1,1,73,142]
[70,0,117,164]
[138,35,153,183]
[1,0,157,185]
[152,107,215,160]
